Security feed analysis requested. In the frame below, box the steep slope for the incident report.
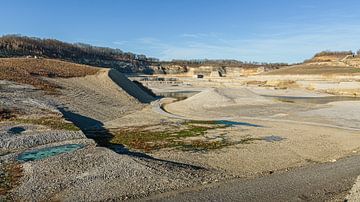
[48,69,155,129]
[108,69,155,103]
[0,57,155,129]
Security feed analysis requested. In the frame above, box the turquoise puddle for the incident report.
[17,144,84,162]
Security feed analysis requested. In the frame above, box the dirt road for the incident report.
[145,155,360,201]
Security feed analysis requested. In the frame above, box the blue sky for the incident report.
[1,0,360,63]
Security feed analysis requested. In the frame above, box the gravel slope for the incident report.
[47,69,149,129]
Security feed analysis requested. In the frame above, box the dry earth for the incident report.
[2,57,360,201]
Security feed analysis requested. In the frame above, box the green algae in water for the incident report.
[17,144,84,162]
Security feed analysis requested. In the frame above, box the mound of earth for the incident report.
[165,88,271,114]
[48,68,155,129]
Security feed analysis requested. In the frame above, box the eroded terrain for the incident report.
[1,56,360,201]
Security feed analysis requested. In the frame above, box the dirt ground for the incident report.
[105,86,360,177]
[2,64,360,200]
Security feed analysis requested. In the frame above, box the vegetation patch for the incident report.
[110,120,253,152]
[10,116,79,131]
[0,163,23,196]
[267,65,360,75]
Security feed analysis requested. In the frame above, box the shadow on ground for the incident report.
[58,106,204,170]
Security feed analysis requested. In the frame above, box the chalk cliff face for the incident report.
[149,63,270,77]
[149,64,188,74]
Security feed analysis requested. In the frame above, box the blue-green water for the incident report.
[215,120,262,127]
[17,144,84,162]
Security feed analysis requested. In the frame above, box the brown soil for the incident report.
[265,64,360,75]
[0,58,99,91]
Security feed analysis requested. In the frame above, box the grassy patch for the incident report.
[110,121,250,152]
[11,116,79,131]
[180,137,260,151]
[180,139,229,151]
[0,164,23,196]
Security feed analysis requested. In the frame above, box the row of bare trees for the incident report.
[159,59,287,68]
[0,35,160,73]
[314,50,354,57]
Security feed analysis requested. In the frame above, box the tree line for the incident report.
[0,34,288,73]
[0,35,160,73]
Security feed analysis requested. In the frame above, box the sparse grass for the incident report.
[180,139,229,151]
[181,137,262,151]
[266,65,360,75]
[0,58,99,92]
[110,121,248,152]
[10,116,79,131]
[0,163,23,196]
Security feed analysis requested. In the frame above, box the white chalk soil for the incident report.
[347,176,360,201]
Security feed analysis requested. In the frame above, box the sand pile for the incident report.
[50,69,155,127]
[108,69,155,103]
[165,88,271,113]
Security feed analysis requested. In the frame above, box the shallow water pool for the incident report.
[215,120,262,127]
[17,144,84,162]
[157,91,200,100]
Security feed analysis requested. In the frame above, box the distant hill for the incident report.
[266,51,360,75]
[0,35,159,73]
[0,35,289,75]
[304,51,354,63]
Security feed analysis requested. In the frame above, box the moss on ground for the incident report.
[11,116,80,131]
[110,120,256,152]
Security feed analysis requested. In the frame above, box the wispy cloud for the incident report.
[113,41,129,45]
[180,33,219,39]
[115,22,360,63]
